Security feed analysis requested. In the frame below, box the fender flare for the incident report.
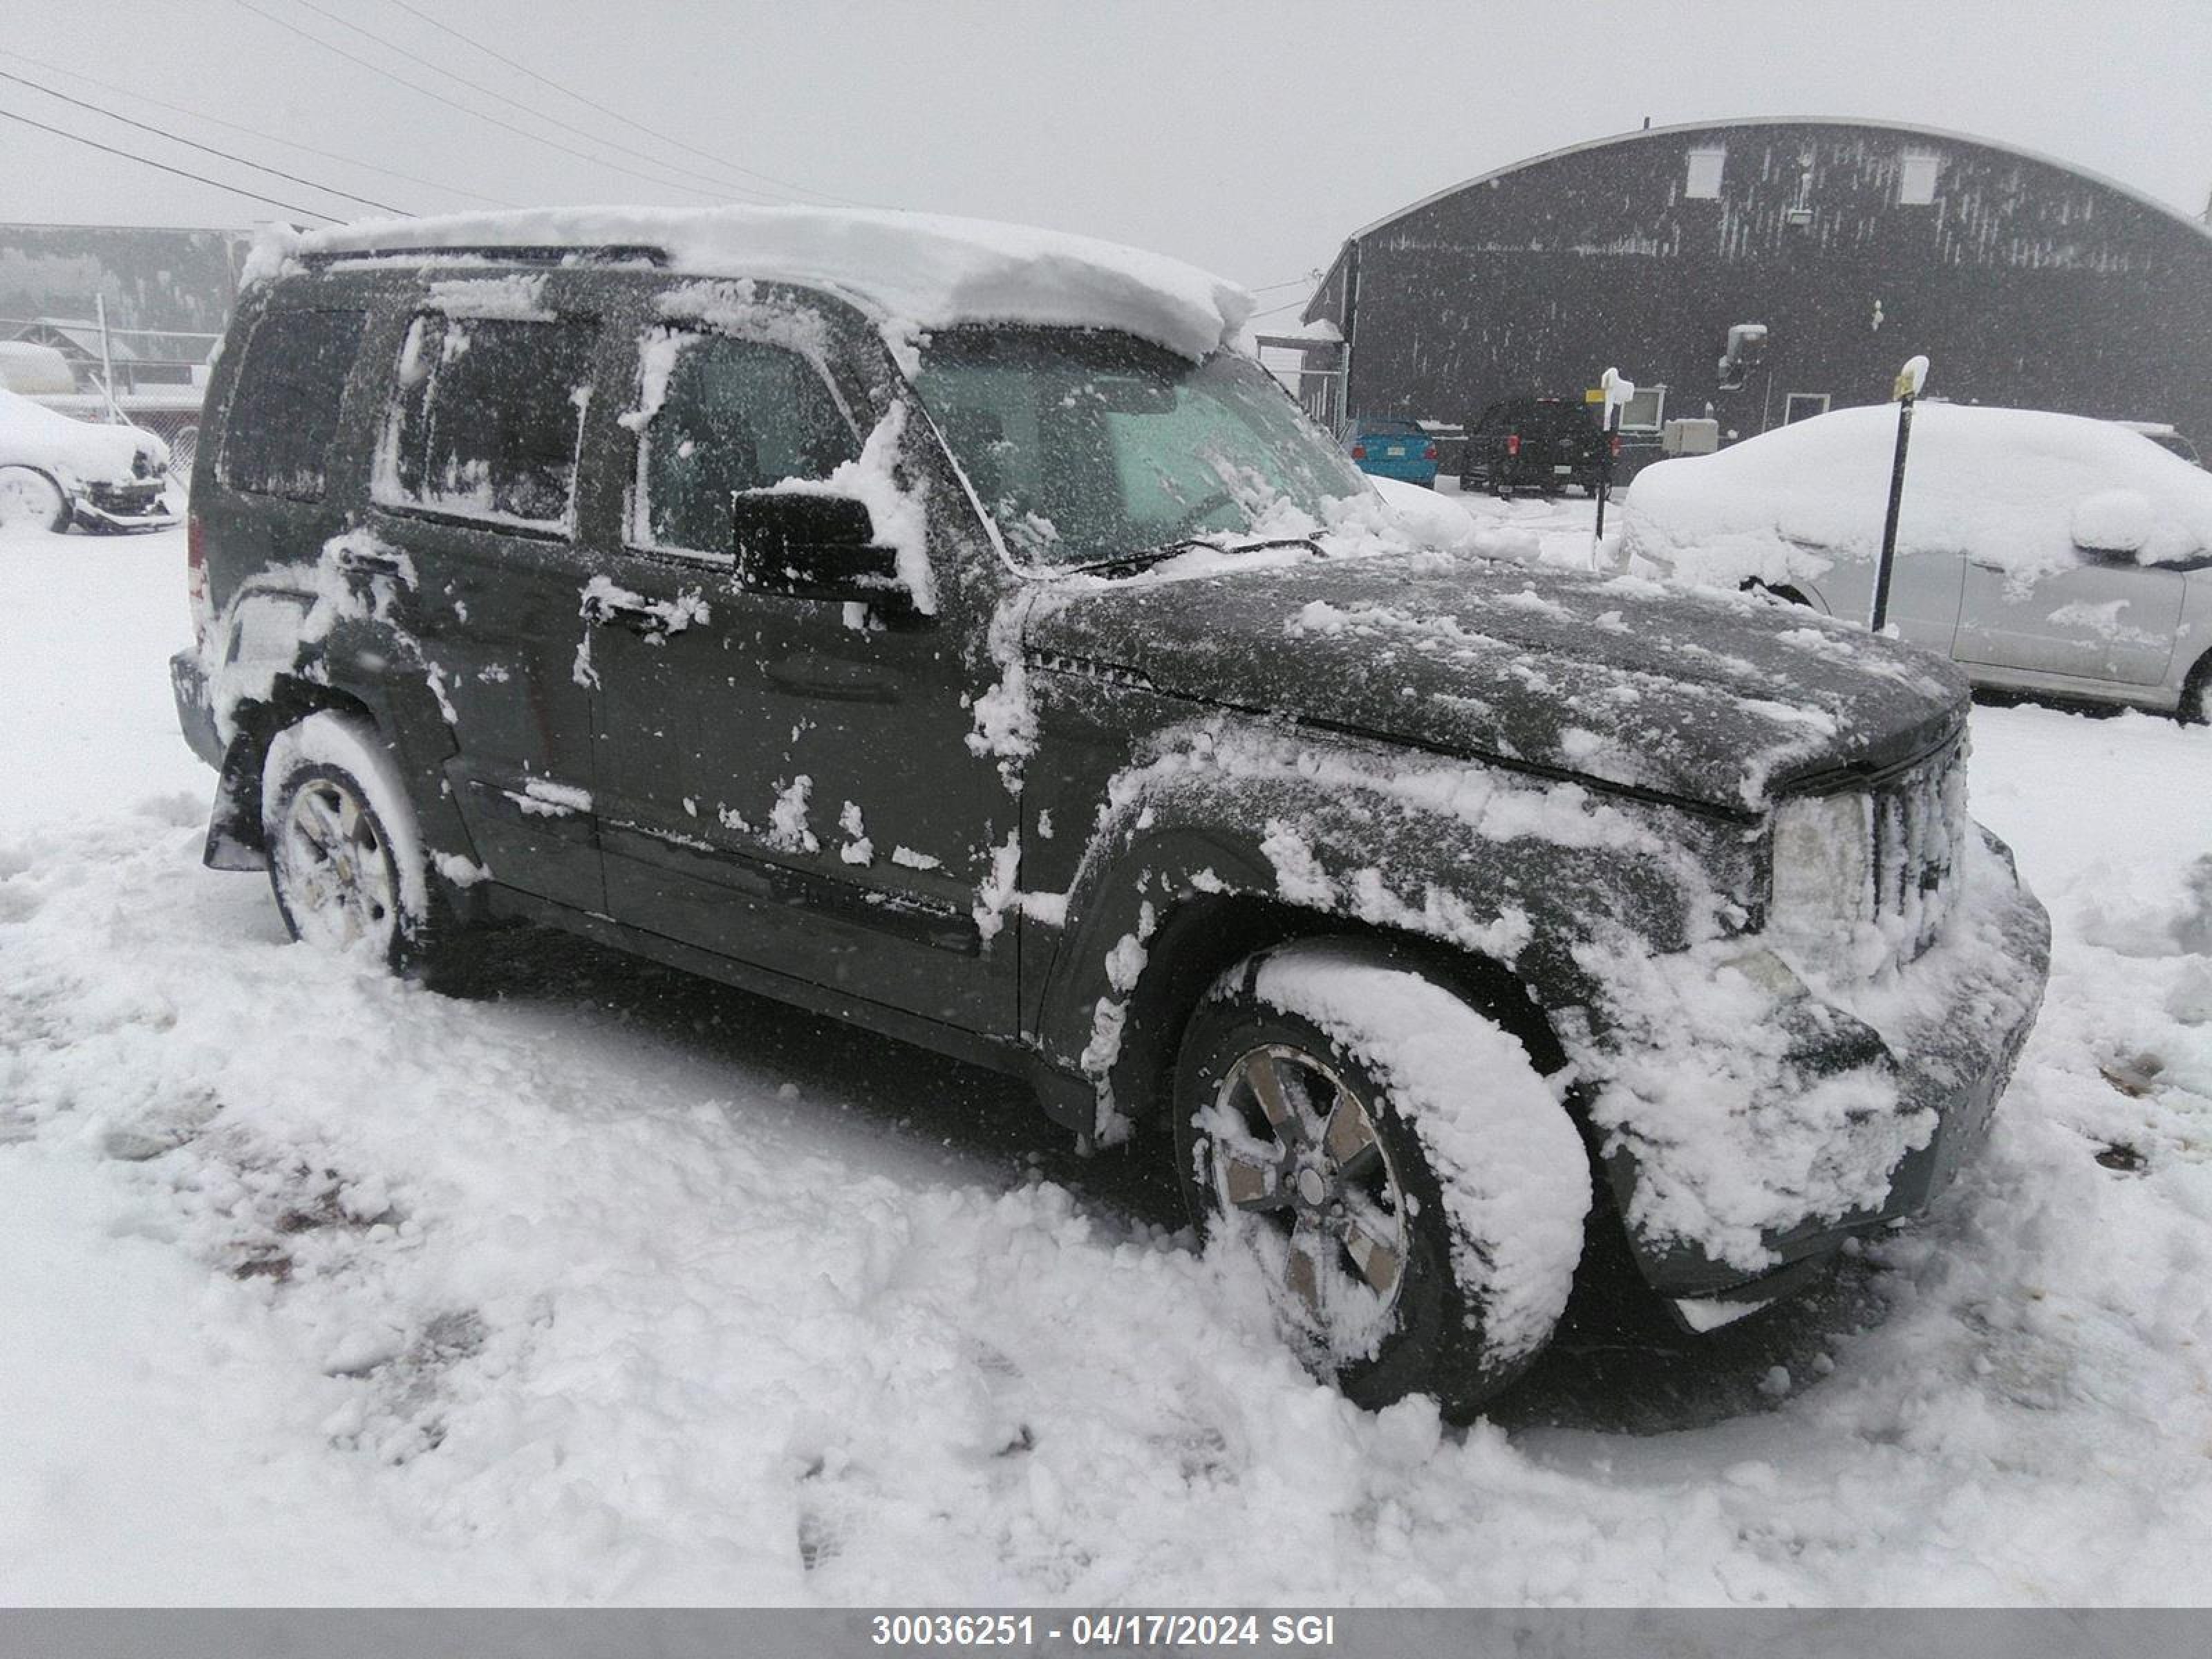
[1026,776,1682,1134]
[198,589,478,890]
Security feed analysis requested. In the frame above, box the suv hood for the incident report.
[1024,550,1967,814]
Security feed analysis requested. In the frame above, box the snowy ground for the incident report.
[3,514,2211,1606]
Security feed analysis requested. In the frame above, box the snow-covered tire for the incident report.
[0,467,69,533]
[2180,655,2211,727]
[1173,939,1591,1420]
[261,711,469,982]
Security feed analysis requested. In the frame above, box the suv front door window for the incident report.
[632,329,859,556]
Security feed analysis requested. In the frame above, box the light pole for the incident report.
[1870,353,1929,634]
[1592,366,1635,568]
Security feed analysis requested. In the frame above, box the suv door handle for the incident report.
[335,545,406,578]
[581,592,664,632]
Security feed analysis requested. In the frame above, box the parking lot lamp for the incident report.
[1871,354,1930,633]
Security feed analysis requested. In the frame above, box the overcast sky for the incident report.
[3,0,2206,315]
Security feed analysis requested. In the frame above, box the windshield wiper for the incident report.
[1063,536,1322,579]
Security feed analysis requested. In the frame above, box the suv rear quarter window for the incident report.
[218,308,366,501]
[375,312,599,534]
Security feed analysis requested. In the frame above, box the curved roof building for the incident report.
[1300,118,2212,453]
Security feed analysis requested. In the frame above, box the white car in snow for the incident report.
[1622,403,2212,723]
[0,386,176,534]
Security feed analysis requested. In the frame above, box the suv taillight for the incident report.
[1506,433,1521,457]
[1610,433,1622,458]
[1350,444,1367,460]
[1423,444,1438,460]
[187,512,210,650]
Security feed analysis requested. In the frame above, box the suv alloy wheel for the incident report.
[1172,940,1590,1420]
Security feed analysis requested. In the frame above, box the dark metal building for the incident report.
[1297,118,2212,457]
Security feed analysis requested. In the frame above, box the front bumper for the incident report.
[1604,823,2050,1304]
[74,480,177,532]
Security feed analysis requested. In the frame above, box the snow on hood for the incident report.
[0,388,165,484]
[256,206,1255,361]
[1624,402,2212,588]
[1027,549,1966,812]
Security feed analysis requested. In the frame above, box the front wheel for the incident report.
[2181,655,2211,727]
[0,467,69,533]
[1173,939,1590,1419]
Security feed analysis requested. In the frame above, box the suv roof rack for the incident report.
[300,243,670,269]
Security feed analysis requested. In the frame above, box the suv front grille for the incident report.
[1767,731,1968,975]
[1872,735,1967,965]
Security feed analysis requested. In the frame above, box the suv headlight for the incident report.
[1769,791,1874,936]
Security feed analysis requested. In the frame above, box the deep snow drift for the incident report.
[3,519,2210,1604]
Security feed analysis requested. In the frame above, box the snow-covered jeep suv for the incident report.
[170,208,2050,1417]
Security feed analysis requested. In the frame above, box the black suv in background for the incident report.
[171,209,2047,1420]
[1461,395,1613,496]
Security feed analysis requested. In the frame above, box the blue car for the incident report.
[1344,418,1438,487]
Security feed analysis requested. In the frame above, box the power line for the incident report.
[292,0,786,203]
[0,66,409,216]
[0,102,333,222]
[228,0,787,207]
[379,0,867,209]
[0,46,519,209]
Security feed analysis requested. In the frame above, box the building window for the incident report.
[1685,148,1727,200]
[1782,392,1830,424]
[1898,151,1942,206]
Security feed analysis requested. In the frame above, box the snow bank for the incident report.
[261,206,1255,362]
[6,527,2212,1603]
[1624,403,2212,590]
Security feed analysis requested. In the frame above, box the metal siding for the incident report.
[1334,123,2212,449]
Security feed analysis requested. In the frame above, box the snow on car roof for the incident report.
[256,206,1255,361]
[1,386,161,479]
[1625,401,2212,582]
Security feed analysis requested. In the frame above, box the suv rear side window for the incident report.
[631,330,857,557]
[219,308,365,501]
[377,313,597,532]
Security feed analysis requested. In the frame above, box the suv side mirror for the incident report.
[733,491,913,611]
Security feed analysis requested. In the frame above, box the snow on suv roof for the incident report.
[258,206,1255,361]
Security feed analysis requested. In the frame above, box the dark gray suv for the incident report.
[171,209,2050,1417]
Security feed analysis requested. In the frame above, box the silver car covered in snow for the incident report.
[0,386,176,534]
[1624,403,2212,724]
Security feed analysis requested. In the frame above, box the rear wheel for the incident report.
[0,467,68,533]
[261,711,476,983]
[1172,939,1590,1419]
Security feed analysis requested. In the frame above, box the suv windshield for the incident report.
[912,327,1369,570]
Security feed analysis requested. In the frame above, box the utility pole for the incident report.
[1871,354,1929,634]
